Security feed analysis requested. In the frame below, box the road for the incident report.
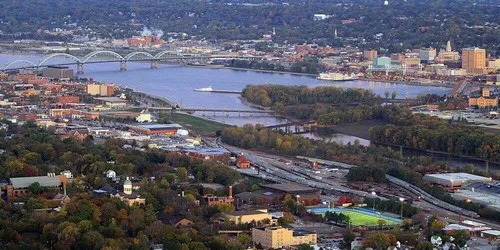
[211,138,500,230]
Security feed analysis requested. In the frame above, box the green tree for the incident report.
[343,229,356,249]
[176,167,188,182]
[238,233,251,245]
[28,182,45,195]
[415,241,433,250]
[391,90,398,100]
[297,243,313,250]
[451,230,470,247]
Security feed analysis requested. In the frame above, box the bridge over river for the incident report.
[1,50,262,73]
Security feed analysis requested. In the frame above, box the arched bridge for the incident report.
[1,50,262,73]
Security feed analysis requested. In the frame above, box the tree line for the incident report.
[242,84,377,107]
[371,115,500,163]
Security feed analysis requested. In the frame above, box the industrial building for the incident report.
[5,174,65,201]
[129,123,182,135]
[224,209,273,224]
[423,173,492,187]
[252,226,317,249]
[42,66,74,79]
[260,183,320,205]
[183,147,231,161]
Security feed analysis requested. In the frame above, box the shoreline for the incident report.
[359,77,452,88]
[0,50,454,89]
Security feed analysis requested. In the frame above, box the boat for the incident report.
[194,86,213,92]
[187,62,206,67]
[317,72,360,81]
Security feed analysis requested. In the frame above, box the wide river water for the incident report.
[2,54,495,170]
[0,53,453,145]
[0,53,451,126]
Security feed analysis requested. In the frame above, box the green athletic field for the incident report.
[340,211,399,226]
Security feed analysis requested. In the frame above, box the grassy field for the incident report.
[341,211,399,226]
[170,113,229,136]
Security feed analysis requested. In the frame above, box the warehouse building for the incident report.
[129,123,182,135]
[43,66,74,79]
[423,173,492,187]
[261,183,320,205]
[5,174,65,201]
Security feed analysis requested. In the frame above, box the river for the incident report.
[1,53,495,171]
[0,53,451,127]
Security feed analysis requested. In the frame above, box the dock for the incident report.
[194,89,242,94]
[210,90,242,94]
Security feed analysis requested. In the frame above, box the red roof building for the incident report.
[236,156,250,169]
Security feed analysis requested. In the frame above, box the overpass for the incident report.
[147,106,273,113]
[1,50,263,73]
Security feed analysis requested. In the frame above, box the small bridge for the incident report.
[266,121,317,133]
[138,106,275,117]
[1,50,262,73]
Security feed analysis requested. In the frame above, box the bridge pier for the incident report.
[150,60,158,69]
[77,63,84,74]
[120,61,127,71]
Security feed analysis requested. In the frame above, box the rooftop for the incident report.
[225,210,267,216]
[261,183,318,193]
[10,175,62,189]
[424,173,492,182]
[293,229,315,236]
[482,230,500,236]
[185,147,230,155]
[461,220,486,227]
[94,97,127,103]
[135,123,182,130]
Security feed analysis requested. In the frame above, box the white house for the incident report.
[60,170,73,179]
[105,170,116,179]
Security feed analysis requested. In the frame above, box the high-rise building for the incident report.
[87,84,115,96]
[419,47,437,62]
[363,50,378,61]
[462,47,486,74]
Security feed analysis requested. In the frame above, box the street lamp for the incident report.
[399,197,405,220]
[371,191,377,211]
[296,195,300,214]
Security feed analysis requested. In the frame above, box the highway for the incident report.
[211,138,500,229]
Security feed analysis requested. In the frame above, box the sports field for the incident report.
[308,207,401,226]
[341,211,398,226]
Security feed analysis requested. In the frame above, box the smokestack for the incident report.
[228,186,233,198]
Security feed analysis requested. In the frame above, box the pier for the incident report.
[209,90,242,94]
[194,89,242,94]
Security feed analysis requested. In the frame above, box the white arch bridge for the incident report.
[1,50,262,73]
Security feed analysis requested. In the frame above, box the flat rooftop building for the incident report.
[129,123,182,135]
[6,174,64,201]
[43,66,74,79]
[423,173,492,187]
[261,183,320,205]
[252,226,317,249]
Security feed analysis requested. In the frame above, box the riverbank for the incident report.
[359,77,452,88]
[127,89,229,136]
[169,112,229,136]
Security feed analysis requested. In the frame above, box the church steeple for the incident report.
[446,40,452,52]
[124,177,132,195]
